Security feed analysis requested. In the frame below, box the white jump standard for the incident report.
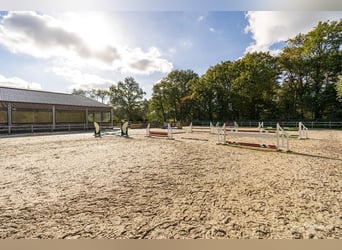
[230,121,276,134]
[298,122,309,139]
[146,123,173,139]
[259,121,308,139]
[94,121,129,137]
[188,122,219,134]
[217,123,290,151]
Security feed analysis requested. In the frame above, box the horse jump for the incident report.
[94,121,129,137]
[218,123,290,151]
[259,121,308,139]
[146,123,173,139]
[228,121,276,134]
[188,122,219,134]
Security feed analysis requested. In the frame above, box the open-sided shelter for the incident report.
[0,87,113,134]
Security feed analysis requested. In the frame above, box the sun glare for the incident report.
[61,12,119,49]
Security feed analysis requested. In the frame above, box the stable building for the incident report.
[0,87,113,134]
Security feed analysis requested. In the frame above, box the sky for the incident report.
[0,1,341,98]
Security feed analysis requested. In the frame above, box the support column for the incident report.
[52,105,56,130]
[85,108,89,130]
[110,108,114,127]
[7,103,12,134]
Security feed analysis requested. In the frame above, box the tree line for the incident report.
[73,20,342,122]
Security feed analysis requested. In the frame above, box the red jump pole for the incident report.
[149,131,168,137]
[227,141,277,150]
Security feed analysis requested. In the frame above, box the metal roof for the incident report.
[0,87,111,108]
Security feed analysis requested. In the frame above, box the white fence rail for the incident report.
[0,123,95,135]
[190,121,342,129]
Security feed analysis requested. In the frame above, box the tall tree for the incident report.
[150,70,199,122]
[71,88,87,96]
[191,61,238,121]
[336,75,342,102]
[279,34,310,119]
[109,77,146,121]
[189,76,215,121]
[232,52,280,120]
[150,83,169,122]
[95,89,110,103]
[279,20,342,119]
[303,20,342,118]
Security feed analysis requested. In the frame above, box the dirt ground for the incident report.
[0,127,341,239]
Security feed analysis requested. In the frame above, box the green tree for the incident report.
[336,75,342,102]
[232,52,280,120]
[188,76,215,121]
[303,20,342,118]
[72,88,110,104]
[279,34,310,119]
[150,70,199,122]
[150,83,169,122]
[95,89,110,103]
[191,61,238,121]
[71,88,87,96]
[109,77,146,121]
[278,20,342,119]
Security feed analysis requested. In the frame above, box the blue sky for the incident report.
[0,10,341,98]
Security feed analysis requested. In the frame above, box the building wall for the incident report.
[0,101,113,134]
[0,108,7,124]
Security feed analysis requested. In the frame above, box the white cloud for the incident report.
[50,66,116,90]
[121,47,173,74]
[0,12,120,63]
[0,11,173,75]
[244,11,342,54]
[0,74,43,90]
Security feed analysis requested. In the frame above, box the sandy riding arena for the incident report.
[0,129,341,239]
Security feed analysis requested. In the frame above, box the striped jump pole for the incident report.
[226,141,278,149]
[229,128,277,133]
[146,123,173,139]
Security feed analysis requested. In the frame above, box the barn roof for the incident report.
[0,87,110,108]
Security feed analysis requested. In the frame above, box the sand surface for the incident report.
[0,128,341,239]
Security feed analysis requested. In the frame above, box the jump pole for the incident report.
[226,141,278,149]
[278,121,308,139]
[146,123,173,139]
[218,123,290,151]
[189,122,218,134]
[228,121,276,134]
[100,121,129,137]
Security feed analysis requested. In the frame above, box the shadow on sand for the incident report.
[218,143,342,161]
